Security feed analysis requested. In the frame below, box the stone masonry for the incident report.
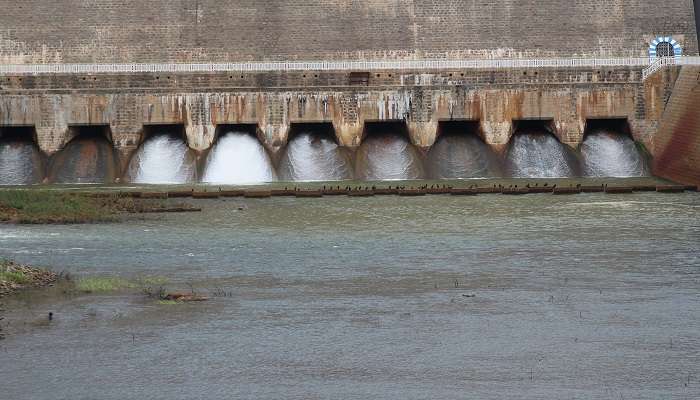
[0,1,697,64]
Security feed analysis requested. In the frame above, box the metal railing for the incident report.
[0,57,655,75]
[1,56,698,77]
[641,56,700,80]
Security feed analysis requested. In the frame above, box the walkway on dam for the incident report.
[2,56,699,79]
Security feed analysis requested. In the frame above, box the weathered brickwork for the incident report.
[0,1,697,64]
[653,66,700,186]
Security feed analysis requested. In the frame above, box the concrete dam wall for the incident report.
[0,1,698,185]
[653,66,700,186]
[0,0,697,64]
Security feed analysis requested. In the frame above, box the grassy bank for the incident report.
[0,190,199,224]
[0,191,116,224]
[0,259,172,299]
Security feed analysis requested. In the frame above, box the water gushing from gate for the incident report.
[127,134,197,184]
[278,130,353,181]
[580,129,649,177]
[202,131,276,184]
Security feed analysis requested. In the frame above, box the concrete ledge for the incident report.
[295,190,323,198]
[502,187,530,195]
[218,190,245,197]
[374,188,399,195]
[244,190,272,198]
[604,186,634,194]
[527,187,554,194]
[631,185,657,192]
[271,189,296,196]
[553,187,581,195]
[398,189,426,196]
[137,192,168,199]
[167,190,194,198]
[192,191,220,199]
[450,188,478,196]
[656,185,686,193]
[347,189,375,197]
[580,185,605,193]
[320,188,347,196]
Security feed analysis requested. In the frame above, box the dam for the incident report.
[0,0,699,187]
[0,59,697,185]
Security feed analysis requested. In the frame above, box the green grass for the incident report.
[0,270,29,284]
[74,276,136,293]
[0,190,115,224]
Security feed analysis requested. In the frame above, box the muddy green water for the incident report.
[1,192,699,399]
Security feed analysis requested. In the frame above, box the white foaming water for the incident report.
[202,131,276,184]
[581,130,649,177]
[506,132,576,178]
[0,141,43,184]
[129,135,196,184]
[278,132,353,181]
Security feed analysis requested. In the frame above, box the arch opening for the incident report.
[506,119,579,178]
[427,121,501,179]
[201,124,276,185]
[48,125,117,184]
[355,121,425,181]
[581,118,650,177]
[127,124,196,184]
[0,126,45,185]
[278,123,353,182]
[649,37,682,58]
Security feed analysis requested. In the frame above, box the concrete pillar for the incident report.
[257,122,290,154]
[35,124,72,156]
[554,120,584,149]
[185,123,216,152]
[481,120,513,154]
[332,121,364,148]
[628,119,657,155]
[406,121,439,149]
[110,124,143,175]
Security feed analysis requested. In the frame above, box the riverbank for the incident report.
[0,190,200,224]
[0,260,57,298]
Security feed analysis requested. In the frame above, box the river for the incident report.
[1,192,699,399]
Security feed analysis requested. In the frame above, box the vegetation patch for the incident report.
[0,191,116,224]
[0,259,58,297]
[74,276,137,293]
[0,190,199,224]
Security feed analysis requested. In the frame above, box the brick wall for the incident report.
[653,66,700,186]
[0,0,697,63]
